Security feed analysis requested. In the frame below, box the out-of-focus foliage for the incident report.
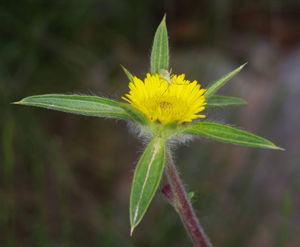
[1,0,300,246]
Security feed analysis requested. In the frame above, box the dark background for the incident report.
[1,1,300,246]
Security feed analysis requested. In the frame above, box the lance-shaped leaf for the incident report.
[183,122,283,150]
[121,65,134,82]
[204,63,247,98]
[205,95,247,110]
[150,15,169,75]
[130,137,166,235]
[14,94,132,120]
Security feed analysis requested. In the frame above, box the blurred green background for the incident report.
[1,0,300,246]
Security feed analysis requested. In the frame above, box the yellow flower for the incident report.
[122,73,206,125]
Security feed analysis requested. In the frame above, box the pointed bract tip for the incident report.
[275,146,285,151]
[11,101,21,105]
[121,65,134,82]
[120,64,126,73]
[162,13,167,22]
[130,227,135,236]
[120,64,128,73]
[239,62,248,69]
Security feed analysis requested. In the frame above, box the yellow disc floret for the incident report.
[122,73,206,125]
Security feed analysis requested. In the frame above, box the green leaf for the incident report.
[204,63,247,98]
[183,122,283,150]
[206,95,247,110]
[14,94,132,120]
[121,65,134,82]
[130,137,166,235]
[187,191,195,200]
[119,103,148,126]
[150,15,169,75]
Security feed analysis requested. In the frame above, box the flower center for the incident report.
[160,101,172,110]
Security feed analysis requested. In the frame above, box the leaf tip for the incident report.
[120,64,128,75]
[274,146,285,151]
[242,100,248,106]
[267,143,285,151]
[238,98,248,106]
[120,65,134,82]
[130,226,135,236]
[239,62,248,70]
[11,101,22,105]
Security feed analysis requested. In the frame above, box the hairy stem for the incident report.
[163,152,212,247]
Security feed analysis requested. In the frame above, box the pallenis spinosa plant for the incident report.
[14,16,283,247]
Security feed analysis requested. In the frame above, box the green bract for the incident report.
[205,95,247,109]
[14,94,132,120]
[150,15,169,75]
[130,137,166,234]
[15,16,283,235]
[204,63,247,98]
[182,122,283,150]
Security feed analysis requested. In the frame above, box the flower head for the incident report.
[122,73,206,125]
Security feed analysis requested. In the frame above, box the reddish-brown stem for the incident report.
[164,152,212,247]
